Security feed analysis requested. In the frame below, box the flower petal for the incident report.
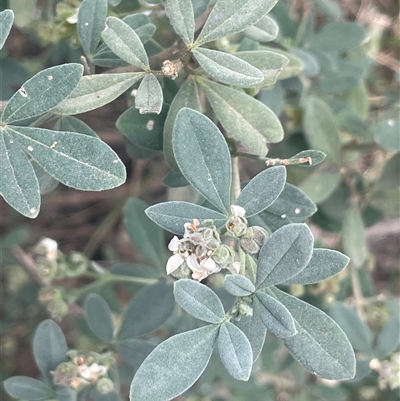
[168,236,181,251]
[231,204,246,217]
[186,254,201,272]
[227,261,241,274]
[166,253,184,274]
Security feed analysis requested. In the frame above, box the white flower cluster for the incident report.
[166,208,245,281]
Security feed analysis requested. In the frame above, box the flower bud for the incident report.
[96,377,114,394]
[38,287,63,303]
[51,362,78,386]
[66,252,89,277]
[226,216,248,237]
[37,257,58,283]
[35,238,58,259]
[249,226,269,247]
[239,238,260,254]
[47,299,69,321]
[205,238,220,250]
[212,245,235,266]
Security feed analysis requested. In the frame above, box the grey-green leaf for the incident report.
[244,15,279,42]
[33,319,68,381]
[266,183,317,220]
[235,50,289,87]
[145,201,227,236]
[84,293,114,343]
[223,274,255,296]
[124,198,167,270]
[374,118,400,152]
[283,249,349,285]
[272,288,356,380]
[193,48,263,87]
[8,126,126,191]
[0,130,40,218]
[173,108,232,214]
[117,106,166,151]
[341,203,367,267]
[130,325,218,401]
[53,72,145,115]
[329,302,373,355]
[256,224,314,288]
[102,16,149,70]
[1,63,83,124]
[195,0,279,45]
[3,376,55,401]
[311,21,366,52]
[0,9,14,50]
[289,150,326,167]
[303,96,341,165]
[299,167,341,204]
[235,166,286,217]
[234,298,266,362]
[200,79,284,155]
[78,0,108,57]
[375,318,400,359]
[118,280,174,340]
[164,0,195,45]
[192,0,211,18]
[174,279,225,323]
[164,77,201,171]
[135,73,163,115]
[31,160,59,195]
[255,291,296,338]
[54,116,98,137]
[218,322,253,380]
[117,339,156,369]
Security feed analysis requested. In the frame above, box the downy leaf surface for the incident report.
[173,108,232,214]
[84,293,114,343]
[3,377,55,401]
[78,0,108,56]
[272,288,356,380]
[118,280,174,340]
[1,63,83,124]
[0,9,14,50]
[135,73,163,114]
[256,224,314,288]
[193,48,264,87]
[199,79,284,155]
[164,0,195,45]
[146,201,227,236]
[174,279,225,324]
[7,126,126,191]
[0,130,40,218]
[195,0,279,45]
[223,274,255,297]
[33,319,68,381]
[243,15,279,42]
[235,166,286,217]
[102,16,149,70]
[255,291,296,338]
[283,248,349,285]
[130,325,219,401]
[218,322,253,380]
[53,72,145,115]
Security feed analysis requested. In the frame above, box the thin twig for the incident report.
[232,157,241,202]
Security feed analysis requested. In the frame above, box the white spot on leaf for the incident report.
[50,141,57,149]
[112,160,118,164]
[19,87,28,97]
[295,208,301,214]
[146,120,155,130]
[84,22,89,26]
[30,207,37,214]
[281,214,286,218]
[48,75,53,81]
[27,146,34,151]
[388,119,395,126]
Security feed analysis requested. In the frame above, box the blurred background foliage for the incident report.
[0,0,399,400]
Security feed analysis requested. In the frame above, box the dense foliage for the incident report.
[1,1,399,401]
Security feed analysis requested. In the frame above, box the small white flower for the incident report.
[231,205,246,218]
[168,236,180,252]
[227,261,241,275]
[184,218,200,236]
[77,363,107,382]
[187,255,220,281]
[66,8,79,24]
[166,253,185,274]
